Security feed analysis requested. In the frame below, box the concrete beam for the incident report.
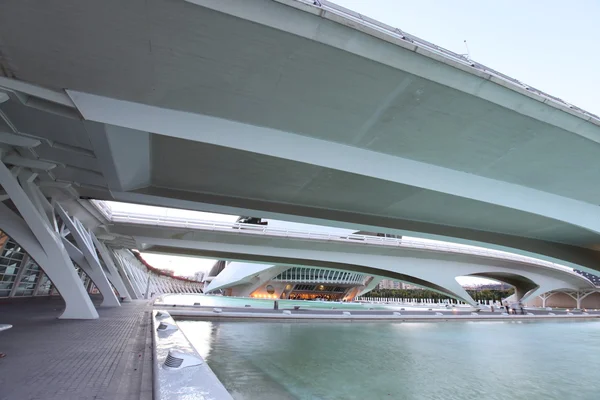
[69,91,600,237]
[110,190,600,275]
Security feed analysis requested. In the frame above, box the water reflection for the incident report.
[178,320,600,400]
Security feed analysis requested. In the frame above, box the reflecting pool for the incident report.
[178,320,600,400]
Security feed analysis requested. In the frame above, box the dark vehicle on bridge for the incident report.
[236,216,268,226]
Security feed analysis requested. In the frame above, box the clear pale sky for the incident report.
[141,0,596,282]
[335,0,600,115]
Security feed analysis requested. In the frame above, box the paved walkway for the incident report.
[0,297,153,400]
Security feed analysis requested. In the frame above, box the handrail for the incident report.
[92,200,113,220]
[287,0,599,124]
[105,209,588,279]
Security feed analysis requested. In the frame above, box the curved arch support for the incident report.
[61,238,120,307]
[0,161,98,319]
[128,230,594,309]
[55,204,120,307]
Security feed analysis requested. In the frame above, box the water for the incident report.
[178,319,600,400]
[160,294,466,311]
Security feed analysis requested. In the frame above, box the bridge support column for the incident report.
[432,277,477,306]
[56,203,120,307]
[92,236,135,301]
[144,273,152,299]
[516,281,581,306]
[111,250,144,298]
[565,290,596,309]
[0,160,98,319]
[539,292,557,308]
[514,286,530,302]
[61,238,120,307]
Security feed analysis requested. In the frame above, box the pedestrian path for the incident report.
[0,297,153,400]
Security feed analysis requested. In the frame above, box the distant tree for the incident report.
[363,287,515,302]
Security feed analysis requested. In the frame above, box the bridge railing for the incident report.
[94,200,113,220]
[288,0,599,123]
[106,209,581,276]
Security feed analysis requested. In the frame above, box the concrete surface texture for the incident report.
[2,0,600,276]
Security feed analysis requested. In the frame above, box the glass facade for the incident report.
[13,257,41,296]
[0,237,26,297]
[0,231,95,298]
[272,267,367,285]
[35,273,53,296]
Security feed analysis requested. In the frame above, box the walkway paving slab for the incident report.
[0,298,153,400]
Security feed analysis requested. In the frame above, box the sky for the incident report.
[108,201,238,277]
[126,0,597,283]
[334,0,600,116]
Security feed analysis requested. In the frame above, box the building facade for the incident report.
[377,279,405,290]
[206,261,376,301]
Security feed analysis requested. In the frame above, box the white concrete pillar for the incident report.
[568,290,595,309]
[61,238,120,307]
[0,161,98,319]
[125,256,146,295]
[56,204,120,307]
[564,291,582,309]
[150,275,161,295]
[110,251,137,297]
[144,273,151,299]
[92,238,135,301]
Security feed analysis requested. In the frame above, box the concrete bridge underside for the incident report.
[1,0,600,281]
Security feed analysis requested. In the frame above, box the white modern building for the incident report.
[192,271,205,283]
[204,260,376,301]
[378,280,407,290]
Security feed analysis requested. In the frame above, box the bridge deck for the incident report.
[0,297,153,400]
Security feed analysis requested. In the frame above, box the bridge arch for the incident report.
[141,237,593,307]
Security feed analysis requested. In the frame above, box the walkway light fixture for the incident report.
[163,350,203,370]
[157,322,178,332]
[156,311,171,320]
